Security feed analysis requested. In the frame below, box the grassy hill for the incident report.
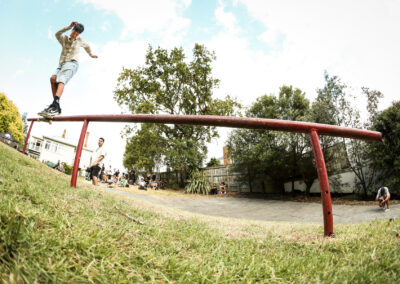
[0,142,399,283]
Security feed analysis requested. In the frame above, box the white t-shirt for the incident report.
[91,146,107,167]
[376,187,390,198]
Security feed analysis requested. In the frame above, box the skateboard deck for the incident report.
[37,113,54,124]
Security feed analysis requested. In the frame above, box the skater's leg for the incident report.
[55,82,65,98]
[50,75,57,97]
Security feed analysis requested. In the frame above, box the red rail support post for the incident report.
[23,120,34,154]
[71,119,89,187]
[310,129,334,237]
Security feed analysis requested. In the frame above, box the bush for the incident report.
[185,169,211,195]
[64,164,73,175]
[0,92,24,145]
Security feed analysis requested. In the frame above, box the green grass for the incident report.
[0,142,399,283]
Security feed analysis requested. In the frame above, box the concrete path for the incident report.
[104,187,399,224]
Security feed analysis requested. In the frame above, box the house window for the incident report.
[35,141,41,151]
[45,141,51,150]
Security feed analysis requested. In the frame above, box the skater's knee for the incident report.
[50,75,57,83]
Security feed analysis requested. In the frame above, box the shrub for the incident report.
[185,169,211,195]
[0,92,24,145]
[64,164,73,175]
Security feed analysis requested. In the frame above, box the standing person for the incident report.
[38,21,98,118]
[129,168,136,185]
[88,138,107,186]
[376,187,391,212]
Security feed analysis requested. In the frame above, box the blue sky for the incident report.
[1,0,399,171]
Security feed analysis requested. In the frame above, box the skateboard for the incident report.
[37,112,54,124]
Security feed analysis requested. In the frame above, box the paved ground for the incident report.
[104,187,399,224]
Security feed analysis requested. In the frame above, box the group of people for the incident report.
[90,166,166,190]
[137,174,166,190]
[210,181,227,195]
[55,160,66,173]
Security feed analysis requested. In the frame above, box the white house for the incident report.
[26,134,93,172]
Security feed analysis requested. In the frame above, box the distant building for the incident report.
[0,132,19,150]
[26,133,93,171]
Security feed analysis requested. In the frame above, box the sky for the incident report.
[1,0,399,171]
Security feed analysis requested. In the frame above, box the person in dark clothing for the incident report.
[210,183,218,195]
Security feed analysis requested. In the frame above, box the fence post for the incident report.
[310,129,334,237]
[71,119,89,187]
[23,120,34,154]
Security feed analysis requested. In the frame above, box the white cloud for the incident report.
[215,0,239,34]
[14,69,24,77]
[47,26,53,39]
[237,0,400,109]
[101,21,110,31]
[80,0,191,43]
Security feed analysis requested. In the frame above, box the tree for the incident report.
[228,86,309,194]
[369,101,400,195]
[0,92,24,145]
[307,73,351,194]
[342,87,383,197]
[114,44,240,186]
[21,112,28,136]
[277,86,310,194]
[206,157,221,167]
[123,124,165,173]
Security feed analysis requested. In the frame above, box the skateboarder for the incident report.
[38,21,98,118]
[376,186,390,212]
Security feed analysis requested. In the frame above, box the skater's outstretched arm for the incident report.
[82,40,98,59]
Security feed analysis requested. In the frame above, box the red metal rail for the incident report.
[25,114,382,236]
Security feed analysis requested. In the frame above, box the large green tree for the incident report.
[341,87,383,197]
[123,124,165,173]
[369,101,400,195]
[228,86,309,194]
[307,73,352,195]
[114,44,240,182]
[0,92,24,145]
[277,86,310,193]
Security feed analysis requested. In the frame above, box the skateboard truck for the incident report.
[37,115,53,124]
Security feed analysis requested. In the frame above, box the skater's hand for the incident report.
[91,55,98,59]
[70,21,78,28]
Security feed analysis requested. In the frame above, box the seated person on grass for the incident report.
[159,179,166,189]
[139,180,147,190]
[119,177,127,187]
[376,186,390,211]
[219,181,227,194]
[210,183,218,195]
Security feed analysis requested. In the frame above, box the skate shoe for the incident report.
[41,105,61,118]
